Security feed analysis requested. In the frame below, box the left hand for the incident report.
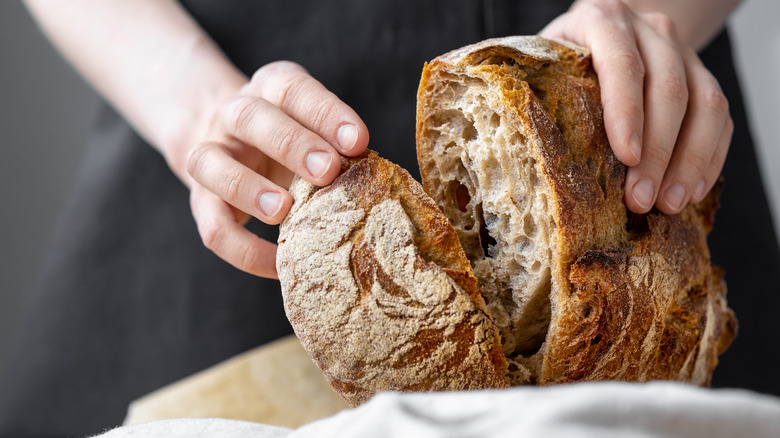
[540,0,733,215]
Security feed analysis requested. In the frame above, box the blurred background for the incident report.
[1,0,779,379]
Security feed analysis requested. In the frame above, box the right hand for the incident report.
[184,61,369,279]
[540,0,732,215]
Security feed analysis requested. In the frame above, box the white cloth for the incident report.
[94,382,780,438]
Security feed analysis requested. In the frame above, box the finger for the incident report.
[541,0,646,167]
[624,13,690,214]
[221,94,342,186]
[190,185,280,279]
[693,116,732,203]
[187,141,293,224]
[658,49,730,212]
[246,61,369,156]
[204,136,297,190]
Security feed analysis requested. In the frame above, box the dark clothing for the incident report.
[700,31,780,396]
[1,1,778,436]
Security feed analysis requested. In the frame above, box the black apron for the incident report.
[1,1,778,436]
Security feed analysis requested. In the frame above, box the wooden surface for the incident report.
[123,335,349,428]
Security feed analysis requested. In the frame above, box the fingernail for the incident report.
[664,184,687,212]
[629,133,642,163]
[306,151,332,179]
[632,178,654,210]
[694,180,707,201]
[258,192,283,217]
[337,124,358,153]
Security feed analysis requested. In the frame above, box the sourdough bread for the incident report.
[277,36,736,406]
[416,36,735,385]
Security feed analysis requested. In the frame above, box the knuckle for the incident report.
[628,59,646,82]
[198,216,222,251]
[682,150,710,177]
[270,124,304,159]
[222,168,247,203]
[308,98,339,132]
[723,115,735,137]
[252,61,309,110]
[611,48,645,80]
[644,143,674,170]
[251,61,306,94]
[644,12,677,39]
[225,95,258,136]
[186,143,211,178]
[700,86,729,116]
[240,244,263,273]
[656,72,688,105]
[275,72,308,112]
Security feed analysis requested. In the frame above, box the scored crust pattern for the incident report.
[277,153,508,407]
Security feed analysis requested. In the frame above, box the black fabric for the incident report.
[1,1,778,437]
[179,0,570,176]
[698,31,780,396]
[0,106,293,437]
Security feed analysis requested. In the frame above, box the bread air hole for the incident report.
[477,204,497,258]
[423,73,556,382]
[456,182,470,212]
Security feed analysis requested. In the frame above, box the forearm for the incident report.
[623,0,743,50]
[23,0,246,183]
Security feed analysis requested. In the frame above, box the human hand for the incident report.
[21,1,371,279]
[539,0,733,215]
[184,61,369,279]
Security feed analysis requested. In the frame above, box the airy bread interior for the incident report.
[416,37,735,386]
[418,70,555,382]
[416,37,629,384]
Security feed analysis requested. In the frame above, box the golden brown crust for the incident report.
[543,196,737,385]
[416,36,736,387]
[277,151,508,407]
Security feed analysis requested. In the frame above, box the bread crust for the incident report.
[416,36,736,386]
[277,151,508,407]
[546,192,736,385]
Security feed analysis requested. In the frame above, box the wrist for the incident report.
[147,35,247,187]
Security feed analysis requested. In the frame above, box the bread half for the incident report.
[416,36,736,385]
[277,151,509,407]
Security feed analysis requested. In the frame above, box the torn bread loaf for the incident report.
[277,36,736,407]
[416,35,736,385]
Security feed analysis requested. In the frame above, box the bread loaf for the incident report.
[277,36,736,406]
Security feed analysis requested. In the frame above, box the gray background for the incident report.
[0,1,99,373]
[1,0,779,378]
